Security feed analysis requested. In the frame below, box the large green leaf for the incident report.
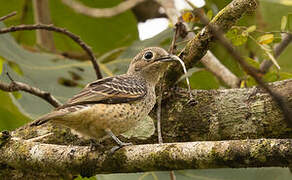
[0,91,30,131]
[0,0,138,54]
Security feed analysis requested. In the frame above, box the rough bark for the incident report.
[1,79,292,178]
[1,137,292,178]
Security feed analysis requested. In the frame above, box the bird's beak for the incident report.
[154,55,177,62]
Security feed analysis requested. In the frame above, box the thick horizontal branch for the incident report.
[2,79,292,177]
[1,137,292,177]
[62,0,145,18]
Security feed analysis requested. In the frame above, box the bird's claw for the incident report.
[89,139,102,151]
[187,97,197,106]
[110,142,132,154]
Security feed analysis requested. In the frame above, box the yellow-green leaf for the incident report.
[281,16,287,31]
[245,25,256,33]
[206,10,213,20]
[257,34,274,44]
[226,29,248,46]
[0,57,4,75]
[245,57,260,68]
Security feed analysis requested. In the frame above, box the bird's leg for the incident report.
[105,129,132,153]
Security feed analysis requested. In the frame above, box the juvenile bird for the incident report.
[31,47,174,150]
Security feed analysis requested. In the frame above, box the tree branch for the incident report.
[0,80,61,108]
[1,78,292,177]
[0,24,102,79]
[157,0,241,88]
[33,0,56,52]
[0,11,16,22]
[165,0,257,86]
[260,33,292,74]
[62,0,145,18]
[190,4,292,127]
[1,136,292,177]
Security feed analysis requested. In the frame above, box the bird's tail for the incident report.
[29,111,67,126]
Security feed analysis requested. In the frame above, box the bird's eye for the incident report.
[144,51,153,60]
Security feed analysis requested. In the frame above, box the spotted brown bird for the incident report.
[31,47,175,150]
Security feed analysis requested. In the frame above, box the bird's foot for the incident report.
[110,142,132,154]
[89,139,102,151]
[187,97,197,106]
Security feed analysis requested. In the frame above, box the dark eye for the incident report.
[144,51,153,60]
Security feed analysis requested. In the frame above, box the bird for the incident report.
[30,47,175,150]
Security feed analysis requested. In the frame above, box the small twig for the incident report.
[62,0,145,18]
[6,72,14,82]
[0,11,17,22]
[0,76,61,108]
[0,24,102,79]
[156,83,163,144]
[169,22,181,54]
[188,2,292,127]
[260,33,292,74]
[26,132,53,142]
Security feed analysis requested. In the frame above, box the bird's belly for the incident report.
[60,94,155,140]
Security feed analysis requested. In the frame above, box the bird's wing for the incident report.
[30,75,147,126]
[65,75,147,106]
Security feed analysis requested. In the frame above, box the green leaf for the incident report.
[245,25,256,33]
[0,91,30,131]
[281,16,287,31]
[245,57,260,68]
[0,57,4,75]
[206,10,213,20]
[226,28,248,46]
[257,34,274,44]
[263,71,279,82]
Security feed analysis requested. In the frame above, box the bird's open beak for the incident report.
[154,55,177,62]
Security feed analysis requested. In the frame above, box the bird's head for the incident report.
[127,47,174,85]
